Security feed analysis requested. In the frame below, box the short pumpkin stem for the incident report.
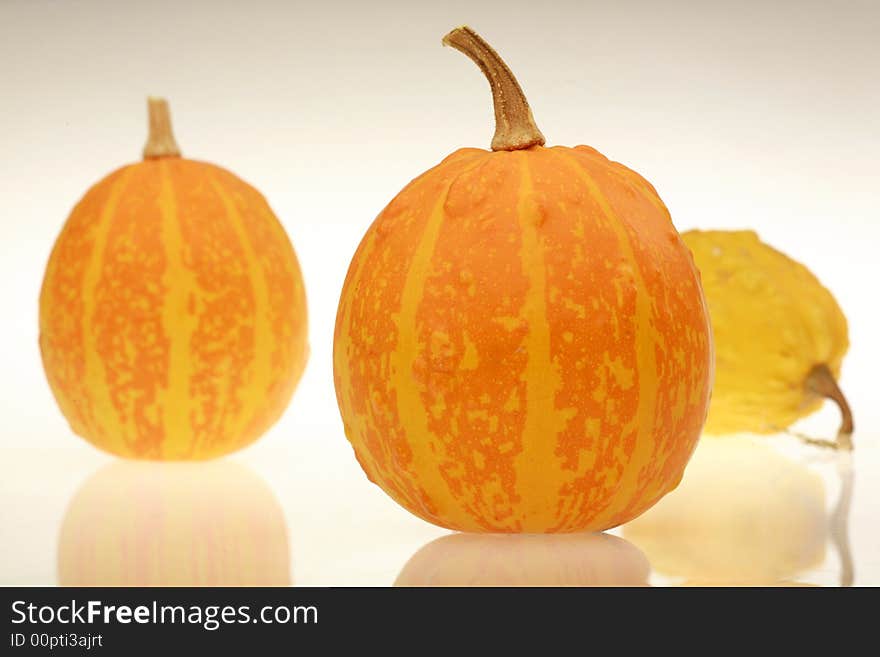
[805,363,854,448]
[143,97,181,159]
[442,26,546,152]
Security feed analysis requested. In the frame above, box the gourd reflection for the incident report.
[623,436,851,585]
[395,532,650,586]
[58,460,290,586]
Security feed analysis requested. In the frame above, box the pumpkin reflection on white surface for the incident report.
[623,436,827,585]
[395,532,650,586]
[58,460,291,586]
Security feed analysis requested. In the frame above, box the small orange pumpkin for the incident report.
[40,99,308,460]
[333,28,713,532]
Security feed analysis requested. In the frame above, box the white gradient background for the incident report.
[1,0,878,585]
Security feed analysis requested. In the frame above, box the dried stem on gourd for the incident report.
[442,26,545,152]
[805,363,854,449]
[143,97,181,159]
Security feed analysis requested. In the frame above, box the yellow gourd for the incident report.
[682,229,852,445]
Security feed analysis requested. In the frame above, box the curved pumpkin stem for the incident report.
[443,26,545,152]
[805,363,854,449]
[143,97,181,160]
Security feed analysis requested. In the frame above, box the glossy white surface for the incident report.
[1,434,878,586]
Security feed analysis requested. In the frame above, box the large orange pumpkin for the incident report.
[333,27,713,532]
[40,99,308,460]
